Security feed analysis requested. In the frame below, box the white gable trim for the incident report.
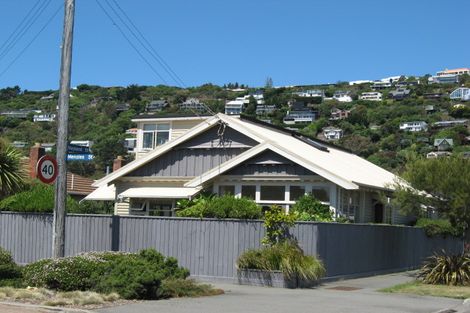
[185,143,359,190]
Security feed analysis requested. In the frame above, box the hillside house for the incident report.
[429,75,459,84]
[283,110,315,124]
[329,108,350,121]
[436,68,470,76]
[425,105,436,114]
[322,127,343,141]
[293,90,325,98]
[33,113,56,122]
[332,91,352,103]
[0,109,41,119]
[433,119,468,128]
[427,151,452,159]
[179,98,206,112]
[371,81,392,89]
[360,92,382,101]
[389,88,411,100]
[450,88,470,101]
[89,114,409,224]
[399,121,428,132]
[434,138,453,151]
[255,105,276,115]
[146,100,169,112]
[115,103,130,112]
[225,99,244,115]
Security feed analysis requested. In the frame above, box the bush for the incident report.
[159,279,223,298]
[0,182,79,213]
[262,205,296,246]
[176,195,262,219]
[0,247,21,282]
[416,218,461,237]
[290,194,333,222]
[418,252,470,286]
[237,241,325,281]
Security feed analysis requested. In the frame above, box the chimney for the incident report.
[29,143,45,178]
[113,156,125,172]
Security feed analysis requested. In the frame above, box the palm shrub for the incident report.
[237,241,325,281]
[417,252,470,286]
[0,139,25,198]
[290,194,333,222]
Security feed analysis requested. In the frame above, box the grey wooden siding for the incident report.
[0,212,462,280]
[128,148,248,177]
[179,126,258,149]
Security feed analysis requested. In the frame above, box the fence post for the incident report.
[111,215,120,251]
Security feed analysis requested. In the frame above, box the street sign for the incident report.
[67,143,90,154]
[66,154,94,162]
[37,155,58,184]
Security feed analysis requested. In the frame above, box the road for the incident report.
[97,272,462,313]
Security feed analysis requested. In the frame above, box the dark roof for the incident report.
[239,114,352,153]
[134,113,212,119]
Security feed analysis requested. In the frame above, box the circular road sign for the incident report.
[37,155,58,184]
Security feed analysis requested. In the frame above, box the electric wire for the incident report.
[0,0,53,63]
[0,3,62,80]
[95,0,168,85]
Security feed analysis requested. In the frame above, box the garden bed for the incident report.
[237,269,318,288]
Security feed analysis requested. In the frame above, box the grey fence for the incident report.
[0,212,463,281]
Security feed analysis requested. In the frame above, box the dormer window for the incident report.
[142,123,170,150]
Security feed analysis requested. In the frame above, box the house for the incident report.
[293,90,325,98]
[332,91,352,103]
[146,100,169,112]
[283,110,315,124]
[349,80,373,85]
[429,74,459,84]
[89,113,408,224]
[359,92,382,101]
[179,98,206,112]
[427,151,452,159]
[371,81,392,89]
[225,99,244,115]
[322,127,343,141]
[329,108,350,121]
[433,138,453,151]
[40,143,55,152]
[255,105,276,115]
[450,88,470,101]
[131,114,211,159]
[33,113,56,122]
[396,81,418,88]
[436,68,470,77]
[433,119,468,128]
[425,105,436,114]
[115,103,130,112]
[389,88,411,100]
[399,121,428,132]
[40,94,54,101]
[0,109,41,119]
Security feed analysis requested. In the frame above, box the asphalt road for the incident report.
[97,272,463,313]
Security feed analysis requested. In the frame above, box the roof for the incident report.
[94,114,402,192]
[434,138,454,146]
[119,187,201,199]
[66,172,96,196]
[83,184,115,201]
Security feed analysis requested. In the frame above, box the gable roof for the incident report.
[94,113,401,191]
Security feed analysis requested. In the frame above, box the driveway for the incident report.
[96,272,462,313]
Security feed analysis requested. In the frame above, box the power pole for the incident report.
[53,0,75,258]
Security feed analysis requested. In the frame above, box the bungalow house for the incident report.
[225,99,244,115]
[359,92,382,101]
[179,98,206,112]
[433,138,453,151]
[89,114,409,224]
[450,88,470,101]
[399,121,428,132]
[389,88,411,100]
[283,110,315,124]
[146,100,169,112]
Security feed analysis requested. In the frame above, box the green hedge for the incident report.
[290,194,333,222]
[0,247,21,285]
[176,195,262,219]
[416,218,461,237]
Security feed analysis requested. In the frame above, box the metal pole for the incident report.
[53,0,75,258]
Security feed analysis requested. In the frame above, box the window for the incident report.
[241,185,256,200]
[290,186,305,201]
[312,188,330,202]
[142,123,170,149]
[219,185,235,195]
[260,186,285,201]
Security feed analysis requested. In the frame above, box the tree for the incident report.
[265,77,273,89]
[0,139,25,197]
[393,156,470,232]
[244,96,257,116]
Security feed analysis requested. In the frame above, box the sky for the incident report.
[0,0,468,90]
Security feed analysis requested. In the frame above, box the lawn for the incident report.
[381,281,470,299]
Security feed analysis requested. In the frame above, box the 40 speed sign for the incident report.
[36,155,58,184]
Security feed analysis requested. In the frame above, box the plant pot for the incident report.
[237,269,318,288]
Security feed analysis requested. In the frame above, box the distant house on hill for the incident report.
[40,94,55,101]
[399,121,428,132]
[255,105,276,115]
[360,92,382,101]
[293,90,325,98]
[450,88,470,101]
[225,99,244,115]
[322,127,343,141]
[330,108,350,121]
[389,88,411,100]
[179,98,206,112]
[427,151,452,159]
[116,103,130,112]
[283,110,315,124]
[433,119,468,128]
[33,113,56,122]
[332,91,352,103]
[146,100,169,112]
[434,138,453,151]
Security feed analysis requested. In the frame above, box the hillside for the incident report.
[0,75,469,179]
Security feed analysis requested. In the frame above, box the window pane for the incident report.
[260,186,285,201]
[156,132,169,145]
[143,132,154,149]
[219,185,235,195]
[242,185,256,200]
[312,189,329,202]
[290,186,305,201]
[143,124,156,131]
[157,123,170,131]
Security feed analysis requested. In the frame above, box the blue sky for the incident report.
[0,0,468,90]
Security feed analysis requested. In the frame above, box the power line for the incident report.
[0,4,62,80]
[94,0,168,85]
[0,0,53,63]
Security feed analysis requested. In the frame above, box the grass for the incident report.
[381,281,470,299]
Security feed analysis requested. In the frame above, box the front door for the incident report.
[374,203,384,223]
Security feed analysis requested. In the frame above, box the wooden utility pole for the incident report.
[53,0,75,258]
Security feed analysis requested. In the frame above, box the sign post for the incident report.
[37,155,58,184]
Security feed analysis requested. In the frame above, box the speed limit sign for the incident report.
[37,155,58,184]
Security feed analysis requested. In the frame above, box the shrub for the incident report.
[416,218,461,237]
[159,279,223,298]
[418,252,470,286]
[176,195,262,219]
[22,255,105,291]
[0,247,21,282]
[237,241,325,281]
[262,205,296,246]
[0,182,79,213]
[290,194,333,222]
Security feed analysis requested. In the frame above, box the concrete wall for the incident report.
[0,212,462,281]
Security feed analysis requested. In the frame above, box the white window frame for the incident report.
[141,122,171,150]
